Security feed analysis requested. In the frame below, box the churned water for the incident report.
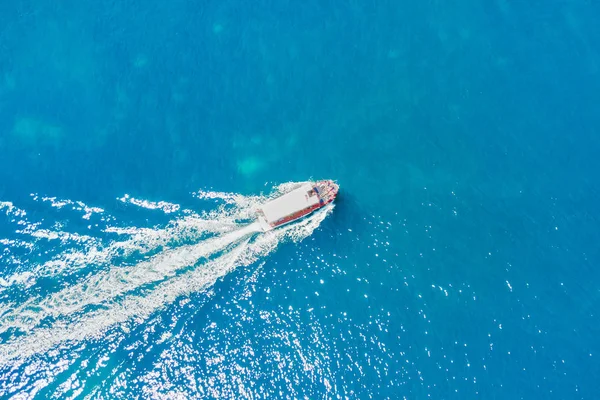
[1,1,599,398]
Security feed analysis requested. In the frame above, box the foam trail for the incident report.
[0,203,242,289]
[0,206,332,365]
[1,183,301,290]
[13,216,237,286]
[0,185,303,293]
[0,223,262,334]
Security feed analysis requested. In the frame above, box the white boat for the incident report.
[256,180,339,231]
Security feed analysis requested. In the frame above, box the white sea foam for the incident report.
[1,198,102,287]
[0,201,27,219]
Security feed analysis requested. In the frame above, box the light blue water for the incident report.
[1,1,600,398]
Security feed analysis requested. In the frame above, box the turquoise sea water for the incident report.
[1,1,600,398]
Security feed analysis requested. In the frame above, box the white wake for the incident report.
[0,183,333,365]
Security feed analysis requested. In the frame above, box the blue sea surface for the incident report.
[1,0,600,398]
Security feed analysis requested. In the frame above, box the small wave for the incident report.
[32,195,106,220]
[117,194,181,214]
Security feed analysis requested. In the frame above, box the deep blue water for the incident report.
[1,0,600,398]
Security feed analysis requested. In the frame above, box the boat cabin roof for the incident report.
[260,183,320,223]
